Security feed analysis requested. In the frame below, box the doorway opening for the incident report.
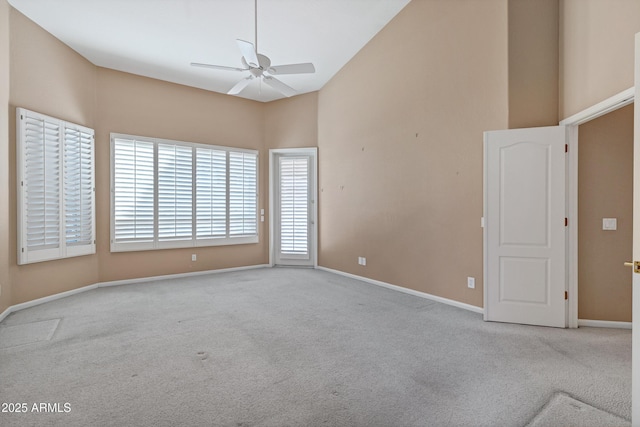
[575,105,634,327]
[561,87,634,328]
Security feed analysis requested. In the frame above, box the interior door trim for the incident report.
[269,147,318,268]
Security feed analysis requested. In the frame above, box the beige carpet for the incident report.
[0,268,631,426]
[527,392,629,427]
[0,318,60,349]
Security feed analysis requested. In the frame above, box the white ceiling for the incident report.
[8,0,411,102]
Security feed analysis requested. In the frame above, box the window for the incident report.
[110,134,258,252]
[16,108,96,265]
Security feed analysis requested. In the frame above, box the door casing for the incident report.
[268,147,318,267]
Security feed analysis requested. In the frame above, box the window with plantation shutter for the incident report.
[17,108,95,264]
[158,143,193,244]
[196,147,227,240]
[111,133,258,252]
[229,152,258,237]
[112,138,155,249]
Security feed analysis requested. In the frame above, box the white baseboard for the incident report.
[316,266,484,314]
[9,264,626,331]
[0,264,270,324]
[95,264,270,288]
[1,283,100,323]
[578,319,632,329]
[0,306,12,324]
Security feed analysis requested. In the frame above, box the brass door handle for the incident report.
[624,261,640,273]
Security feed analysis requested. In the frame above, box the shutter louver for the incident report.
[196,148,227,239]
[24,117,61,251]
[229,152,257,237]
[279,157,309,255]
[113,138,155,243]
[158,143,193,241]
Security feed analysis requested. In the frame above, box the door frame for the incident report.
[559,86,635,328]
[268,147,318,267]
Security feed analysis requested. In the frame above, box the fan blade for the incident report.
[228,76,254,95]
[267,63,315,75]
[263,76,297,97]
[236,39,260,68]
[191,62,247,72]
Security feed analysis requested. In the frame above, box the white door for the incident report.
[484,126,567,327]
[271,149,317,267]
[630,32,639,427]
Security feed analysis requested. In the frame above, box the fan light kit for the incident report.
[191,0,315,98]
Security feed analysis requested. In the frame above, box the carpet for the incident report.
[0,268,631,426]
[527,392,630,427]
[0,318,60,349]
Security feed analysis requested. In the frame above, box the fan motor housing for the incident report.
[242,54,271,77]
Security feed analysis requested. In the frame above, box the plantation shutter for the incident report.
[113,138,155,247]
[17,108,95,264]
[279,156,309,256]
[110,133,258,252]
[196,147,227,239]
[64,125,95,255]
[20,114,61,263]
[229,152,257,237]
[158,143,193,243]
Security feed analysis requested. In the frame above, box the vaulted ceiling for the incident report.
[9,0,411,102]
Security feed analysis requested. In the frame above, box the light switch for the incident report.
[602,218,617,231]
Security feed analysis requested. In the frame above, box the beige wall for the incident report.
[560,0,640,118]
[0,0,11,314]
[95,69,267,282]
[4,0,639,322]
[6,8,270,304]
[508,0,558,128]
[264,92,318,150]
[8,9,99,304]
[317,0,509,307]
[4,6,322,307]
[578,104,633,322]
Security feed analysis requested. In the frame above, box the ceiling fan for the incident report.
[190,0,315,98]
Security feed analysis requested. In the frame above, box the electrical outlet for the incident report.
[191,254,197,262]
[358,257,367,266]
[467,277,475,289]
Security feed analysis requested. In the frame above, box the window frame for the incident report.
[110,133,259,253]
[16,107,96,265]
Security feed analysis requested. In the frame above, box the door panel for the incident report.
[500,142,550,246]
[484,126,567,328]
[500,257,549,304]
